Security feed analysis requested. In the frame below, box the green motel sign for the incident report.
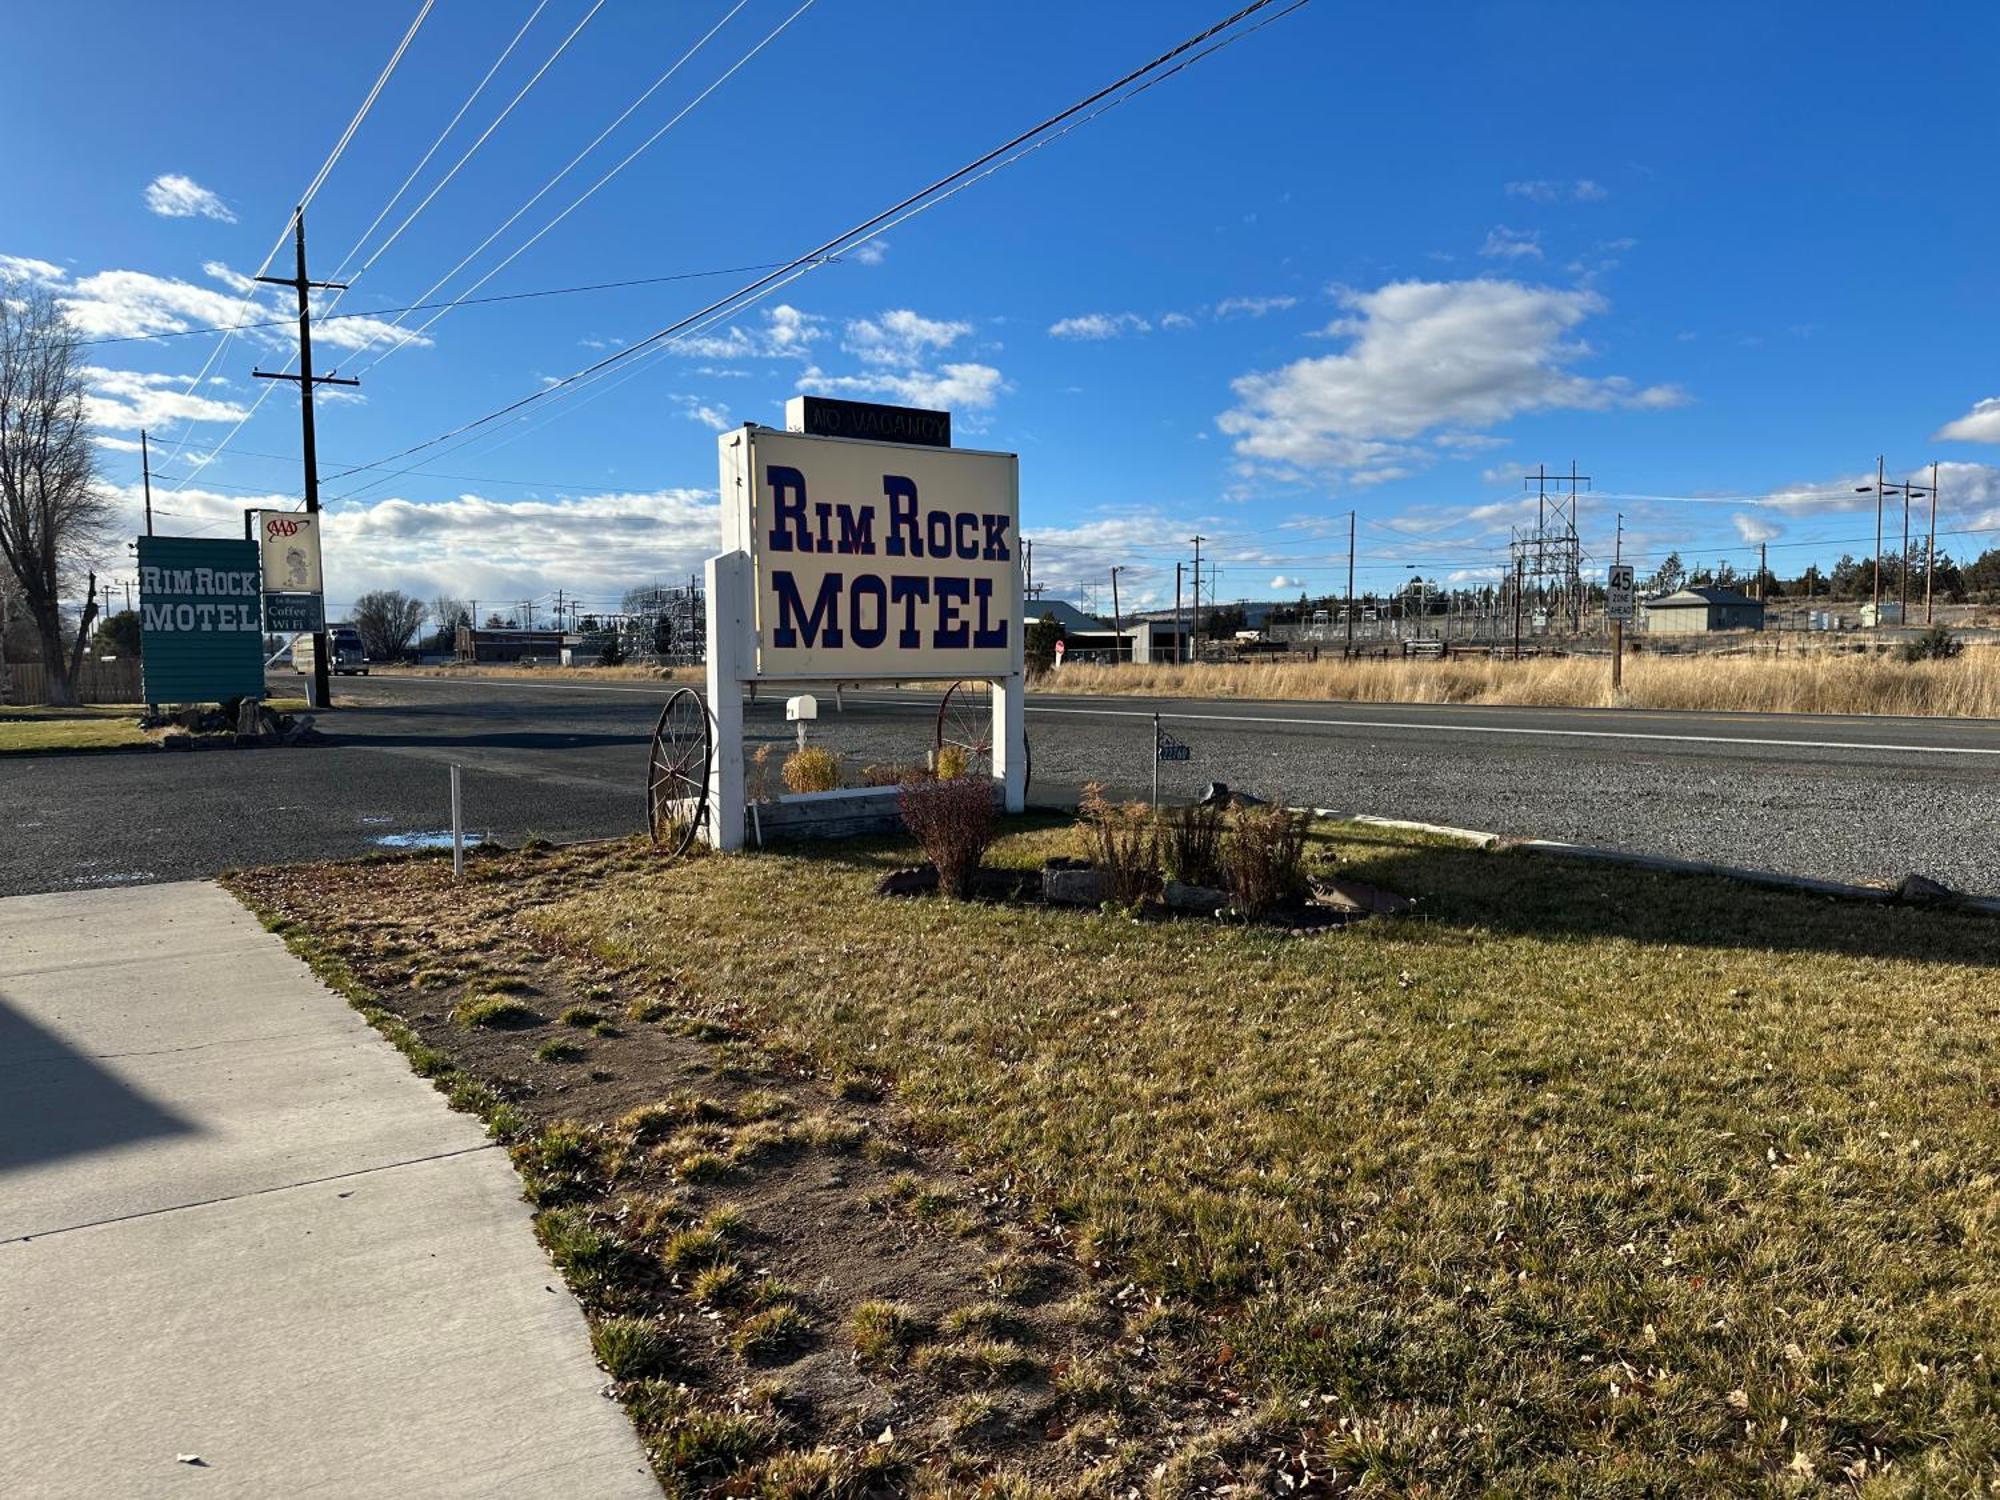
[138,536,266,703]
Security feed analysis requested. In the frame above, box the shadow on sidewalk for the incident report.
[0,993,195,1179]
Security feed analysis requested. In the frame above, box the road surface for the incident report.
[3,672,1995,896]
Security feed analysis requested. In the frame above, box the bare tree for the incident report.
[0,289,114,705]
[427,593,470,652]
[352,589,426,660]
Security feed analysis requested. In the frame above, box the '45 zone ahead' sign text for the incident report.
[719,427,1020,680]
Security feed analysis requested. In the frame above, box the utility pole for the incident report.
[1109,566,1125,664]
[1174,562,1183,665]
[1512,554,1525,660]
[1927,460,1940,625]
[1758,541,1767,603]
[1346,510,1356,658]
[140,429,154,537]
[253,208,356,712]
[1872,453,1885,615]
[1189,534,1205,663]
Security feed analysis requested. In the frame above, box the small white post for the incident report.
[990,669,1026,813]
[449,764,463,879]
[704,551,748,850]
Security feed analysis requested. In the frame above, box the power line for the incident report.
[152,0,434,473]
[323,0,1310,487]
[354,0,800,376]
[330,0,554,283]
[408,0,1316,481]
[59,260,817,348]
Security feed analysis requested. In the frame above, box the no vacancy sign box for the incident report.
[719,426,1020,682]
[137,536,266,703]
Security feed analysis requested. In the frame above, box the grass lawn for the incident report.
[0,704,149,751]
[0,698,312,753]
[231,823,2000,1496]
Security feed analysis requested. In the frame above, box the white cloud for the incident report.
[1159,311,1196,330]
[1269,574,1302,590]
[1048,312,1150,340]
[0,254,64,284]
[1215,295,1298,318]
[92,434,145,453]
[1479,226,1543,260]
[80,365,249,430]
[849,238,889,266]
[143,174,236,223]
[843,308,972,365]
[1505,179,1608,203]
[1732,512,1782,544]
[1217,278,1685,479]
[676,399,731,431]
[811,362,1004,411]
[671,304,825,361]
[1936,397,2000,444]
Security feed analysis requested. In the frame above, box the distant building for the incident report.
[1021,599,1104,632]
[455,625,572,663]
[1641,586,1766,634]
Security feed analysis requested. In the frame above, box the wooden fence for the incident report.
[4,659,144,706]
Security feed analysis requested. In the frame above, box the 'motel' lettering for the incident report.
[766,467,1010,653]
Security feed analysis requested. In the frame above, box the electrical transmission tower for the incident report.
[1511,461,1589,633]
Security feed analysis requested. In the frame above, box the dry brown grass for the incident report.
[383,663,701,685]
[1044,644,2000,717]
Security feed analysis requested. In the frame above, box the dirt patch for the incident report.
[228,844,1267,1497]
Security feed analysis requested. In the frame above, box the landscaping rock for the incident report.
[1896,872,1958,906]
[1163,880,1231,913]
[1314,878,1415,916]
[1196,781,1268,809]
[1042,866,1104,905]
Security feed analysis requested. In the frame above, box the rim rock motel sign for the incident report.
[705,417,1025,848]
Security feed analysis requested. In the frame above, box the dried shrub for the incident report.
[1901,623,1964,663]
[1161,800,1226,888]
[862,761,929,787]
[781,745,842,794]
[1222,805,1310,916]
[934,743,971,781]
[747,743,778,803]
[1077,783,1159,904]
[898,775,996,897]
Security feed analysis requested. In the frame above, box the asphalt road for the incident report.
[4,672,1997,897]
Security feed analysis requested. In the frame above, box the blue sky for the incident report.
[5,0,1998,618]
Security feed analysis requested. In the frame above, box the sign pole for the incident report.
[1152,713,1160,810]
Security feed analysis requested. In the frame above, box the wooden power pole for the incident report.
[254,208,357,711]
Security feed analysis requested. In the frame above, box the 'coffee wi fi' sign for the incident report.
[719,425,1020,680]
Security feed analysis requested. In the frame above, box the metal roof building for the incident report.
[1641,586,1766,634]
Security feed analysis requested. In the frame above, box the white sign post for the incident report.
[704,424,1024,850]
[1606,563,1635,692]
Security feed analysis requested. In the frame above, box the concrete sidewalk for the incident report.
[0,882,655,1498]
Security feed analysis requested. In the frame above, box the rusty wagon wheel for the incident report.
[646,687,711,858]
[934,679,1031,792]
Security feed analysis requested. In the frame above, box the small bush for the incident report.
[1222,805,1310,916]
[851,1299,928,1367]
[559,1005,605,1028]
[451,994,541,1029]
[591,1316,676,1380]
[1077,783,1159,904]
[534,1038,584,1063]
[862,761,928,787]
[1901,623,1964,663]
[1160,799,1227,888]
[898,775,996,898]
[782,745,842,793]
[933,743,971,781]
[747,743,779,804]
[732,1301,812,1361]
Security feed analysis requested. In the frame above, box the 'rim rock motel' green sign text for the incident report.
[137,536,266,703]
